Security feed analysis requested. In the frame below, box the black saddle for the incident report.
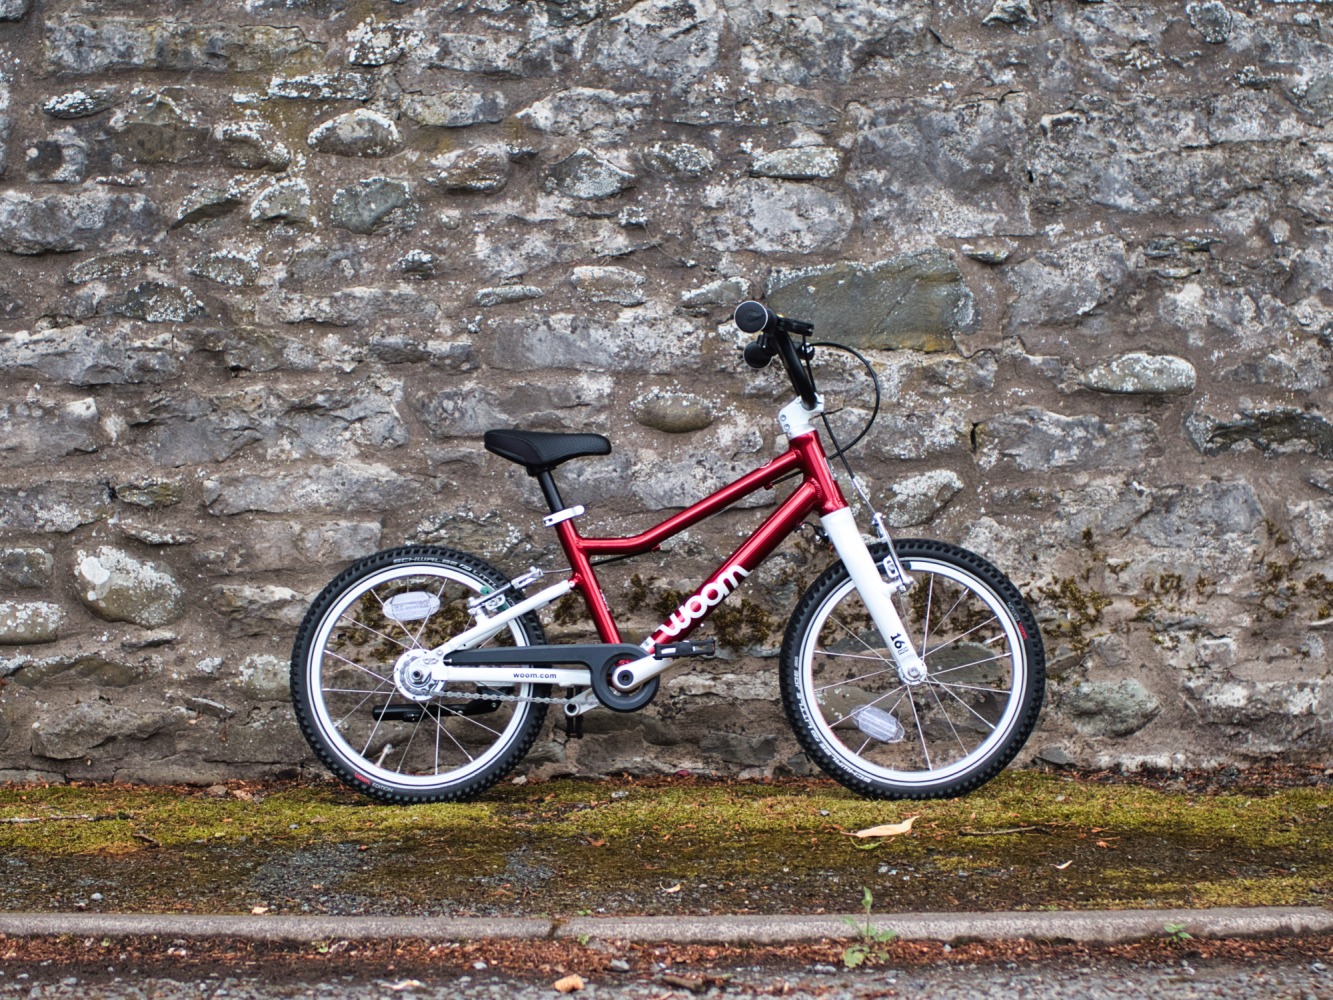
[483,429,611,476]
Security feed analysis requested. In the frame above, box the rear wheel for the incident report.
[781,539,1044,799]
[290,546,549,803]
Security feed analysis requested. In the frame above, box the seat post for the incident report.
[534,470,566,514]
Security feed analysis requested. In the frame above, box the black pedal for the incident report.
[565,712,584,739]
[652,639,717,659]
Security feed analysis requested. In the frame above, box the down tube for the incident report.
[644,480,822,650]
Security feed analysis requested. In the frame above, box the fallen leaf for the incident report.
[250,905,269,915]
[1054,860,1073,870]
[848,816,917,838]
[660,883,682,894]
[553,973,585,993]
[385,980,425,992]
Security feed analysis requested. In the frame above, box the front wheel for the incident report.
[780,539,1045,799]
[290,545,550,804]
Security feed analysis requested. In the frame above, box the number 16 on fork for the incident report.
[291,301,1046,803]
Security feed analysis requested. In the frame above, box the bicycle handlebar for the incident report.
[734,300,818,409]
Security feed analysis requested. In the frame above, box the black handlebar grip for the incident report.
[734,300,772,334]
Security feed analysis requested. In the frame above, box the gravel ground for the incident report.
[2,957,1329,1000]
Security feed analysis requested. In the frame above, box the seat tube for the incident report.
[554,520,621,644]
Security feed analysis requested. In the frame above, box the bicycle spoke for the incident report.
[826,614,894,663]
[932,679,1014,695]
[919,573,935,658]
[813,664,899,693]
[906,687,932,771]
[923,614,1000,659]
[337,613,413,652]
[927,651,1012,676]
[928,678,998,731]
[322,648,393,685]
[925,678,970,757]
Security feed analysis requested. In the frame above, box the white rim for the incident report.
[799,556,1028,787]
[307,562,534,789]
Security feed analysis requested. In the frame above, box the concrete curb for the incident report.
[0,907,1329,946]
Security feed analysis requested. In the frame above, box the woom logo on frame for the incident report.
[656,563,750,638]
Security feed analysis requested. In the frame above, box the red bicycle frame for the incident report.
[552,431,850,649]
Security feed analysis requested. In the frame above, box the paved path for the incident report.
[1,906,1330,946]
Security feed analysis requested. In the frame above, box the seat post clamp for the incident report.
[542,505,585,527]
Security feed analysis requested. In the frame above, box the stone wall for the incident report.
[0,0,1330,785]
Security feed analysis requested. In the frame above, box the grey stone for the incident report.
[681,277,750,309]
[1186,678,1328,746]
[268,73,373,102]
[698,179,852,254]
[768,251,976,352]
[43,19,318,74]
[109,282,206,323]
[642,141,718,178]
[963,243,1014,265]
[983,0,1036,26]
[74,546,187,628]
[210,585,304,637]
[1187,1,1233,44]
[849,96,1033,240]
[331,178,419,234]
[1131,481,1263,547]
[43,89,117,119]
[249,179,312,224]
[475,312,697,375]
[750,146,841,180]
[174,186,248,228]
[428,32,523,75]
[213,122,291,172]
[0,191,158,255]
[631,391,715,433]
[427,146,511,193]
[189,250,260,288]
[700,731,778,767]
[0,482,111,534]
[237,654,291,701]
[112,480,185,509]
[977,409,1158,473]
[0,548,54,588]
[1007,237,1129,328]
[476,285,545,307]
[67,249,155,284]
[0,601,64,645]
[307,110,403,158]
[0,397,99,464]
[547,149,636,200]
[593,0,722,93]
[107,94,209,164]
[402,90,506,128]
[345,18,423,66]
[0,325,179,386]
[517,88,649,140]
[397,250,437,278]
[884,469,964,527]
[184,697,235,720]
[9,650,158,689]
[25,129,87,184]
[1036,745,1075,767]
[1078,354,1197,396]
[203,462,424,515]
[1186,407,1333,460]
[1062,680,1160,738]
[262,287,437,329]
[570,265,645,306]
[193,519,381,574]
[30,703,185,760]
[0,0,30,20]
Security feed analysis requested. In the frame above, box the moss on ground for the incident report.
[1,772,1329,916]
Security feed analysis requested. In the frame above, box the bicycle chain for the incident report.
[438,688,572,706]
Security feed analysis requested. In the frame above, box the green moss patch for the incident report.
[1,773,1329,916]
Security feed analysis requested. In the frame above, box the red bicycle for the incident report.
[291,302,1046,803]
